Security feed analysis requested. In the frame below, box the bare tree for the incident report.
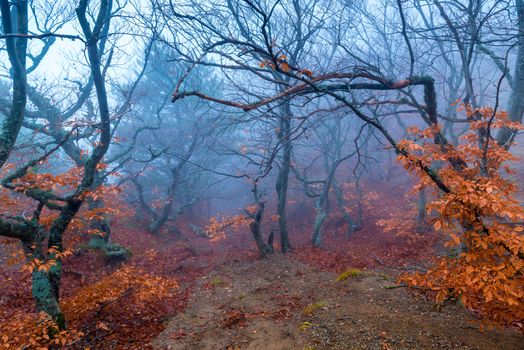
[0,0,116,327]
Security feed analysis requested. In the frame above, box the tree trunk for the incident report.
[311,201,327,247]
[88,197,111,244]
[32,267,65,329]
[276,112,292,253]
[148,139,196,235]
[497,0,524,147]
[416,187,427,227]
[249,202,273,257]
[333,183,357,237]
[149,201,173,235]
[87,197,130,262]
[8,0,116,330]
[0,0,28,169]
[354,177,364,228]
[147,171,178,235]
[23,237,65,329]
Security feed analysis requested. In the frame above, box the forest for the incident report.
[0,0,523,349]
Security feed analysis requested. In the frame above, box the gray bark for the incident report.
[248,202,273,257]
[148,139,197,235]
[0,0,28,169]
[332,182,357,237]
[311,202,327,246]
[416,187,427,226]
[276,105,292,252]
[497,0,524,147]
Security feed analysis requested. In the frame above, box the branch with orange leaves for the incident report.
[1,128,77,210]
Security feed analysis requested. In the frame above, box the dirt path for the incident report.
[152,255,522,350]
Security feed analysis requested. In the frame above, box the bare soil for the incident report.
[152,255,523,350]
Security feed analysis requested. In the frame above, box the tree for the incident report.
[0,0,115,328]
[0,0,28,168]
[168,0,524,325]
[117,41,223,236]
[498,0,524,146]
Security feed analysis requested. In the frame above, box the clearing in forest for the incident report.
[152,255,523,350]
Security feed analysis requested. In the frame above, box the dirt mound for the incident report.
[152,255,522,350]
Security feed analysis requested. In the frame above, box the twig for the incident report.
[0,32,84,42]
[96,287,135,316]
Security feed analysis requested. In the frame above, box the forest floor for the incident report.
[2,174,524,349]
[152,254,523,350]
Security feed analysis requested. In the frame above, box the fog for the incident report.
[1,0,523,348]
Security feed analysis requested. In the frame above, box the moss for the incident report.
[53,312,66,330]
[377,273,396,283]
[335,268,363,282]
[383,285,400,289]
[303,300,328,316]
[299,321,314,331]
[103,244,132,263]
[87,237,107,249]
[86,237,131,263]
[99,241,131,262]
[211,276,223,287]
[77,243,89,251]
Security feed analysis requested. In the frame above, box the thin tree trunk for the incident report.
[497,0,524,147]
[332,182,356,237]
[87,197,111,245]
[311,201,327,246]
[249,202,273,257]
[276,110,292,253]
[354,177,364,228]
[416,187,427,227]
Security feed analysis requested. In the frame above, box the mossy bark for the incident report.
[0,0,28,169]
[32,266,65,329]
[23,237,66,330]
[311,204,327,247]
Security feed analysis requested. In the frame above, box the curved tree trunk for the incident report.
[148,141,196,235]
[87,197,130,262]
[149,198,175,235]
[19,0,117,329]
[0,0,28,169]
[249,202,273,257]
[87,197,111,245]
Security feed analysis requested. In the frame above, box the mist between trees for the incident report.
[0,0,523,348]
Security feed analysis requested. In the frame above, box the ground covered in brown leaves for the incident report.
[1,174,522,349]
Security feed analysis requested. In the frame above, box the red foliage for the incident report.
[0,213,262,349]
[290,179,437,272]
